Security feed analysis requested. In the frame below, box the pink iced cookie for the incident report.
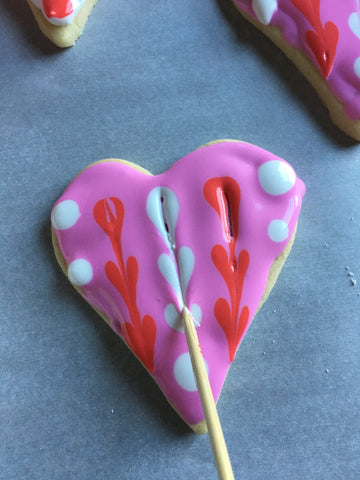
[233,0,360,140]
[27,0,98,47]
[51,140,305,433]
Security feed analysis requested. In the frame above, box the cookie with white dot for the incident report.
[232,0,360,140]
[27,0,98,47]
[51,140,305,433]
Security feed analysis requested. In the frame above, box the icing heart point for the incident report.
[51,140,305,431]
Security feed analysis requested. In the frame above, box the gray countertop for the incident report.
[1,1,359,479]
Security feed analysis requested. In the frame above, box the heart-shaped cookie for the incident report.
[232,0,360,140]
[51,140,305,433]
[27,0,98,47]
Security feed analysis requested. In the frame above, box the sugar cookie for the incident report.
[51,140,305,433]
[233,0,360,140]
[27,0,98,47]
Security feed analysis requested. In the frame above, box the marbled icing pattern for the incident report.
[51,141,305,425]
[234,0,360,120]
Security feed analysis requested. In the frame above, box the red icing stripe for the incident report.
[43,0,74,19]
[289,0,338,78]
[93,197,156,373]
[203,177,250,362]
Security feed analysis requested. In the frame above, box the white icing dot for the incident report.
[158,254,183,308]
[252,0,278,25]
[165,303,202,332]
[268,219,289,242]
[174,352,208,392]
[165,304,183,332]
[190,304,202,327]
[349,12,360,41]
[354,57,360,79]
[51,200,80,230]
[258,160,296,196]
[68,259,93,286]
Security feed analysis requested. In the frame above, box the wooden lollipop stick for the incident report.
[182,306,235,480]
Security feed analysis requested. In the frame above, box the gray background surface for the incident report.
[1,1,359,479]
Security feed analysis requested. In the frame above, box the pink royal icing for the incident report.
[51,141,305,425]
[233,0,360,120]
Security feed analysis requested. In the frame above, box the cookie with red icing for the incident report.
[27,0,98,47]
[51,140,305,433]
[232,0,360,140]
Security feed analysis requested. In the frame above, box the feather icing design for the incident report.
[93,197,156,372]
[146,187,179,250]
[158,252,184,307]
[203,177,250,362]
[146,187,202,331]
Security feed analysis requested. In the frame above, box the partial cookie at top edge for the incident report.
[232,1,360,141]
[27,0,99,47]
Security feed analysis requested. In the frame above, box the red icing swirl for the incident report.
[43,0,73,19]
[289,0,339,78]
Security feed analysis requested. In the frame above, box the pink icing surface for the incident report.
[234,0,360,120]
[51,141,305,425]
